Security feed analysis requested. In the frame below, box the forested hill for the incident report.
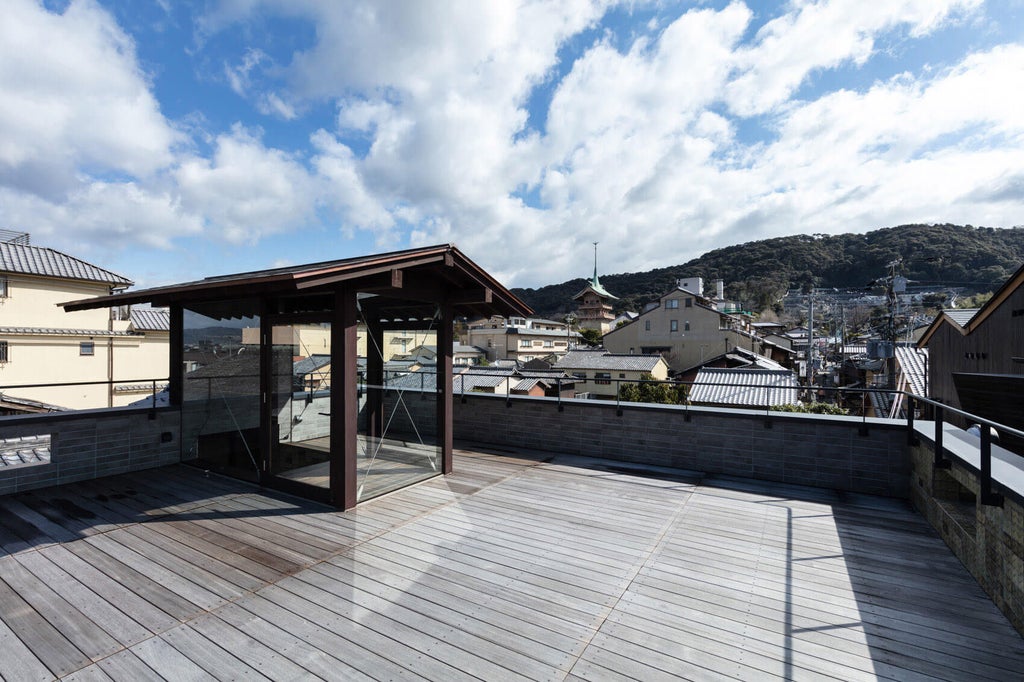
[513,224,1024,318]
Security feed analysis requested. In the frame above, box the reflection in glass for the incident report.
[268,323,331,490]
[179,306,261,482]
[356,298,441,501]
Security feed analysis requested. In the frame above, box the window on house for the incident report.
[666,299,678,309]
[520,339,531,347]
[0,278,8,298]
[0,341,8,363]
[80,341,95,356]
[684,321,690,332]
[619,373,626,378]
[533,340,542,347]
[645,320,651,331]
[594,372,611,385]
[544,340,553,347]
[670,320,678,332]
[685,298,693,307]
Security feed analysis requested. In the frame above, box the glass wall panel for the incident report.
[268,322,331,491]
[179,304,261,482]
[356,299,441,501]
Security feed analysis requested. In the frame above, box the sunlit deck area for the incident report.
[0,447,1020,681]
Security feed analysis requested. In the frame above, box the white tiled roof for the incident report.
[690,368,800,407]
[0,242,131,286]
[554,350,663,372]
[0,327,136,337]
[130,308,170,332]
[895,346,928,397]
[945,309,979,327]
[0,435,51,467]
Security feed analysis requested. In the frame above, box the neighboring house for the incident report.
[391,365,575,399]
[392,343,488,367]
[918,263,1024,447]
[675,346,788,384]
[553,349,669,399]
[0,231,168,410]
[689,368,800,409]
[241,324,437,363]
[466,315,579,363]
[602,280,770,373]
[611,311,638,328]
[294,354,332,391]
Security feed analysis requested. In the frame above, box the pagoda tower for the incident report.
[572,242,618,334]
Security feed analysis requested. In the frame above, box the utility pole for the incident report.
[807,291,815,386]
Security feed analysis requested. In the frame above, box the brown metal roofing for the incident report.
[61,244,531,321]
[0,242,132,286]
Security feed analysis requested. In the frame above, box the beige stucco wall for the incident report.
[0,274,168,410]
[573,361,670,398]
[0,274,113,330]
[603,292,765,372]
[241,324,436,363]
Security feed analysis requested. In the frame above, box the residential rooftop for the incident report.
[0,447,1018,680]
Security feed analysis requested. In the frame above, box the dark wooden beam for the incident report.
[448,287,492,305]
[168,304,183,407]
[295,256,443,290]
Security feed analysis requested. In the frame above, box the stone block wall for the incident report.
[910,439,1024,636]
[454,394,910,498]
[0,407,179,495]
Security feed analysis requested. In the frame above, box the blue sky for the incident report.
[2,1,1023,291]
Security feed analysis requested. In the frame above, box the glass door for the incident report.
[266,320,333,500]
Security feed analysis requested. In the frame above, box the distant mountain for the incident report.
[183,326,244,347]
[513,224,1024,317]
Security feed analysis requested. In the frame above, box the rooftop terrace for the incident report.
[1,446,1019,680]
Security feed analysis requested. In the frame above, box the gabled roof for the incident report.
[0,241,132,287]
[919,261,1024,347]
[294,354,332,377]
[130,308,171,332]
[61,244,531,323]
[690,368,800,408]
[554,349,665,372]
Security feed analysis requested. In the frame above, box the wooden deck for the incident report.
[0,447,1020,681]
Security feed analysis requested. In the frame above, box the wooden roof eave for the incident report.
[60,243,531,319]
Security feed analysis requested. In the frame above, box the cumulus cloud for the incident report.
[0,0,181,197]
[725,0,983,117]
[2,0,1023,290]
[174,125,322,243]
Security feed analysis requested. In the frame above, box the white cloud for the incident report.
[0,0,181,199]
[2,0,1022,293]
[726,0,983,117]
[174,125,322,243]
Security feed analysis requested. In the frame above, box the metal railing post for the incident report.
[980,426,1004,506]
[933,404,949,468]
[906,394,918,445]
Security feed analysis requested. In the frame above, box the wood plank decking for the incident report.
[0,447,1020,681]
